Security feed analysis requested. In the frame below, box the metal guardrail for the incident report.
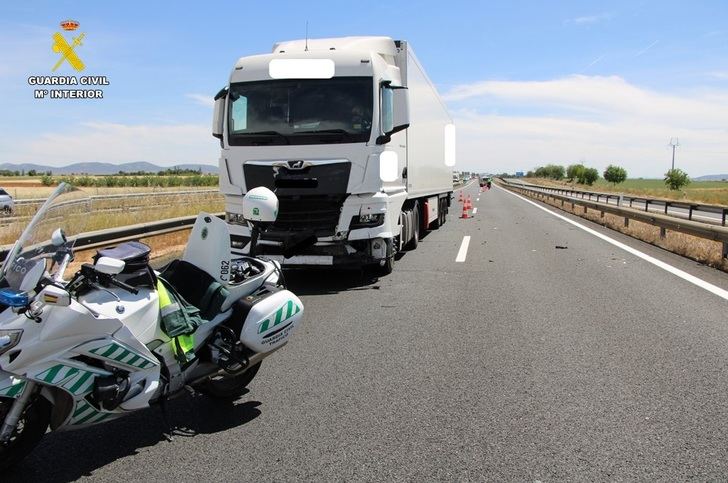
[508,180,728,226]
[0,213,225,262]
[498,180,728,259]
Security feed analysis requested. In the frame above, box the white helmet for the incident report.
[243,186,279,223]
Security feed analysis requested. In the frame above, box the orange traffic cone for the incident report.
[458,191,463,203]
[460,200,470,219]
[466,195,472,210]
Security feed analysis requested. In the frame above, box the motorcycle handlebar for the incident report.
[107,276,139,295]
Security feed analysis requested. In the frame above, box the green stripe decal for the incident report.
[42,365,63,382]
[73,402,92,418]
[113,349,131,362]
[6,383,23,397]
[126,354,141,366]
[61,367,79,382]
[100,345,118,357]
[68,372,93,394]
[75,409,101,425]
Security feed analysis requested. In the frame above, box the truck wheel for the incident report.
[199,363,261,400]
[0,396,51,471]
[404,204,419,250]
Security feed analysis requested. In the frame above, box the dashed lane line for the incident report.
[455,236,471,263]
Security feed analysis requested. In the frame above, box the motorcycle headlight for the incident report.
[0,329,23,356]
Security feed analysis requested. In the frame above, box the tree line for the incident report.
[526,163,690,190]
[41,174,219,188]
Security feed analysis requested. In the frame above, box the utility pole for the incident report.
[669,137,679,170]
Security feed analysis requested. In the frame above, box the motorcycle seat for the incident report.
[159,259,228,320]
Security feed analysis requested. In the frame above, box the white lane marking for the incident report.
[455,236,471,262]
[476,198,480,201]
[472,207,478,214]
[496,185,728,302]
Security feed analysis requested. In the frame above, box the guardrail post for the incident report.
[688,206,694,221]
[660,227,667,239]
[583,206,588,214]
[561,199,565,207]
[723,209,727,227]
[645,200,650,212]
[629,198,633,207]
[664,203,669,214]
[624,218,629,227]
[600,211,605,218]
[723,242,728,259]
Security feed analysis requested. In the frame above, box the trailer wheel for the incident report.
[404,204,419,250]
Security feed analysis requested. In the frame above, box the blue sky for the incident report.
[1,0,727,177]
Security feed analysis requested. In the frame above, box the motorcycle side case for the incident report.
[234,288,303,353]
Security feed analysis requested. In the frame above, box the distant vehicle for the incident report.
[479,176,492,189]
[452,174,460,184]
[0,188,14,215]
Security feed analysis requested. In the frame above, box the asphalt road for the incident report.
[9,182,728,481]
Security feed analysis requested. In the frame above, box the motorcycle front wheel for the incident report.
[0,396,51,471]
[199,362,261,400]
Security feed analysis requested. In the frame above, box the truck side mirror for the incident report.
[377,84,410,145]
[212,87,228,141]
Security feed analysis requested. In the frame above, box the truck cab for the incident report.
[213,37,454,274]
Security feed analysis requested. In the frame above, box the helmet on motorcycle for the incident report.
[243,186,278,223]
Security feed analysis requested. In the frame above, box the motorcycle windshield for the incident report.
[0,183,91,290]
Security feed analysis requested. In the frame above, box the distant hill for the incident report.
[693,174,728,182]
[0,162,218,175]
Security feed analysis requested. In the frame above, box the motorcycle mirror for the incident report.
[95,257,125,275]
[51,228,67,247]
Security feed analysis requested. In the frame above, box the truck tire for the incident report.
[404,204,419,250]
[430,198,446,229]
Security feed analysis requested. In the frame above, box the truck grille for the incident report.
[273,195,346,236]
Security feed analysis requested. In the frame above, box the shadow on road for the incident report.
[7,394,261,482]
[283,268,382,295]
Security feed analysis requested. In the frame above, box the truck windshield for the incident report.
[227,77,373,145]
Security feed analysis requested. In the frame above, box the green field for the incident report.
[532,178,728,206]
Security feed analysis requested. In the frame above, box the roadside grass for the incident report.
[526,177,728,206]
[524,190,728,272]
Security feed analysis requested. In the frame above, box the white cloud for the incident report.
[566,13,613,25]
[186,93,215,108]
[706,71,728,80]
[635,40,659,57]
[1,122,217,167]
[444,76,728,177]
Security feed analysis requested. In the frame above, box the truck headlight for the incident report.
[351,213,384,228]
[0,329,23,356]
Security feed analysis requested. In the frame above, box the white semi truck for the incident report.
[213,36,455,274]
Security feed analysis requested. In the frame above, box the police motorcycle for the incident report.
[0,183,303,469]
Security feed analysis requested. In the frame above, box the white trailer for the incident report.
[212,36,455,274]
